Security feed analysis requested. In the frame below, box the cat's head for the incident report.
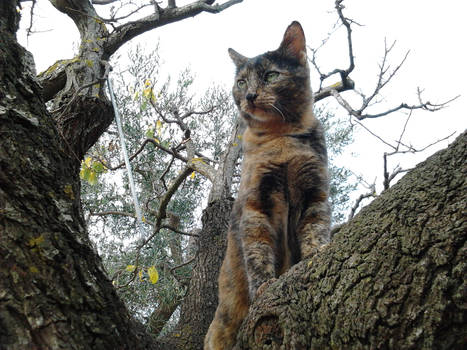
[229,21,311,124]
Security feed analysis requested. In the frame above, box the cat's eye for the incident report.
[237,79,247,89]
[265,71,280,83]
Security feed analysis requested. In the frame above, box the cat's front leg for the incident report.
[239,207,278,300]
[297,199,331,259]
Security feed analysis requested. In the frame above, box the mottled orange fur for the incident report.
[205,21,330,350]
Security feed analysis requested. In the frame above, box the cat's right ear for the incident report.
[228,48,248,67]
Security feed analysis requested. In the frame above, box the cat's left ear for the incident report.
[228,48,248,67]
[278,21,307,65]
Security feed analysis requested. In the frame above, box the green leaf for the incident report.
[146,128,155,138]
[80,167,91,181]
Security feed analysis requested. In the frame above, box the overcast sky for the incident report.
[18,0,466,208]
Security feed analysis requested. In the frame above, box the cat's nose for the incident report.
[246,93,258,103]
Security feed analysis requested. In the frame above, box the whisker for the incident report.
[269,103,286,122]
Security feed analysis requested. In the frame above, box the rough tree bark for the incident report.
[0,2,164,349]
[167,198,233,349]
[234,131,466,349]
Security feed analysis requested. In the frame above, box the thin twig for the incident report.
[348,186,376,220]
[170,256,196,273]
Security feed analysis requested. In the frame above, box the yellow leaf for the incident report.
[88,171,98,185]
[143,87,152,98]
[191,157,206,164]
[138,269,144,282]
[126,265,137,272]
[190,171,195,179]
[329,81,342,89]
[63,184,75,200]
[148,266,159,284]
[141,216,146,223]
[144,79,151,87]
[28,235,44,247]
[29,266,39,273]
[237,135,243,139]
[84,157,92,167]
[232,142,238,147]
[153,138,160,144]
[156,120,162,136]
[308,259,313,267]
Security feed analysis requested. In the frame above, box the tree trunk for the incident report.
[234,132,467,349]
[167,198,233,349]
[0,3,163,349]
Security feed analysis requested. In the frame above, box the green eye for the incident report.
[265,71,280,83]
[237,79,247,89]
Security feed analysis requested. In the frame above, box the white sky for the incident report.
[18,0,467,210]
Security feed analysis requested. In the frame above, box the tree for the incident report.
[1,0,242,349]
[1,1,462,349]
[81,44,239,333]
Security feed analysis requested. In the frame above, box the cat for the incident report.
[204,21,330,350]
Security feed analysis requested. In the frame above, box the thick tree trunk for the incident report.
[167,198,233,349]
[234,132,467,349]
[0,4,162,350]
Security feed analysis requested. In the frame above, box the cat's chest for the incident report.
[239,137,309,190]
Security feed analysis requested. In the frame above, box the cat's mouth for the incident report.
[242,101,286,122]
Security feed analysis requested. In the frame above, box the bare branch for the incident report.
[104,0,243,57]
[91,210,137,218]
[25,0,37,39]
[331,88,460,121]
[335,0,356,76]
[170,256,196,273]
[395,110,413,151]
[313,78,354,102]
[92,0,119,4]
[101,3,155,23]
[160,225,200,238]
[312,0,360,99]
[348,186,376,220]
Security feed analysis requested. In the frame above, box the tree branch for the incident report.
[348,187,376,220]
[312,0,359,100]
[92,0,119,4]
[103,0,243,57]
[331,89,459,121]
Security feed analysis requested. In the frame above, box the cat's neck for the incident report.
[242,105,317,150]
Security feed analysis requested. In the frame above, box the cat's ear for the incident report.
[278,21,307,65]
[228,48,248,67]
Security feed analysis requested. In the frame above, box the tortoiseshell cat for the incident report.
[204,21,330,350]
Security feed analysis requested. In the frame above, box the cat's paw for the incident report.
[256,278,278,297]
